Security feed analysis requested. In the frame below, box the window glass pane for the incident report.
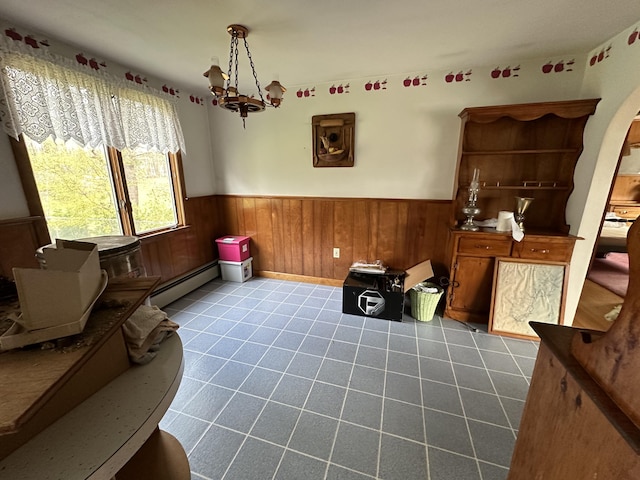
[24,136,122,239]
[120,147,178,234]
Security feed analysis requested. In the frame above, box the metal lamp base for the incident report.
[460,205,481,231]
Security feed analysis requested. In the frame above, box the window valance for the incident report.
[0,39,185,154]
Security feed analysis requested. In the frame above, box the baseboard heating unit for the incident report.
[150,261,219,308]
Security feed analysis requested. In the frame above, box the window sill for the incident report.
[138,224,191,241]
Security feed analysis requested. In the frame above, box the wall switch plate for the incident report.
[333,247,340,258]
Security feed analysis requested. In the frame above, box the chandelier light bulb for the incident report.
[203,56,228,97]
[265,77,286,107]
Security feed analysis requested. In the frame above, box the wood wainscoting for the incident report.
[140,195,224,284]
[216,196,452,283]
[0,195,452,289]
[0,216,50,279]
[0,197,225,287]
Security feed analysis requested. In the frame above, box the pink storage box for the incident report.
[215,235,251,262]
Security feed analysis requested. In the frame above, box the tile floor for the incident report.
[160,276,538,480]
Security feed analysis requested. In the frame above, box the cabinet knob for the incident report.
[476,244,491,250]
[530,248,550,254]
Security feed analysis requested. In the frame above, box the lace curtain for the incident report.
[0,41,185,154]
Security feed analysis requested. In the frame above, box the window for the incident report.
[118,146,180,234]
[18,136,185,240]
[0,42,188,241]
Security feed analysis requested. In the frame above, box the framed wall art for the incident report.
[489,258,569,340]
[312,112,355,167]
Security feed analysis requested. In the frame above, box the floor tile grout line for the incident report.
[172,380,517,440]
[416,315,435,480]
[375,317,391,479]
[463,329,519,477]
[176,281,307,477]
[165,277,532,479]
[183,338,523,418]
[322,319,366,479]
[211,422,380,480]
[218,281,314,480]
[471,333,527,440]
[269,306,358,480]
[441,321,485,480]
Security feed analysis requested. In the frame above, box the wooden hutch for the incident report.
[444,99,600,324]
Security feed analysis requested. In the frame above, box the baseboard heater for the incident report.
[150,261,220,308]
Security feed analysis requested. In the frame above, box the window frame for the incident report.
[9,135,187,240]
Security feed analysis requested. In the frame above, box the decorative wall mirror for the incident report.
[312,113,355,167]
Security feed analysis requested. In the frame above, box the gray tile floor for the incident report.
[160,276,538,480]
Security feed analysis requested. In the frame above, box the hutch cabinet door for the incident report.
[448,255,495,319]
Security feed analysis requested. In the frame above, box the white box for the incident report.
[219,257,253,282]
[13,240,103,330]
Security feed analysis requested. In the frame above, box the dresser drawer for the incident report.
[611,205,640,220]
[457,236,512,256]
[512,239,573,262]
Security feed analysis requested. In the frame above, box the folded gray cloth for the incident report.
[122,305,179,364]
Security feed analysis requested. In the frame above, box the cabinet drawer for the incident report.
[611,205,640,220]
[457,236,512,256]
[512,239,573,262]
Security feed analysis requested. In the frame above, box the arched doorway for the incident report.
[574,87,640,330]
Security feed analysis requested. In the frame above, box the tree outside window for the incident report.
[24,136,182,241]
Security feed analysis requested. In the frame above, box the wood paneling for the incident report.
[139,195,224,285]
[0,216,50,279]
[215,195,452,282]
[0,195,451,288]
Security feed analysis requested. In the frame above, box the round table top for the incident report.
[0,334,184,479]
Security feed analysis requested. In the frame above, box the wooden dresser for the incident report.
[446,230,577,323]
[444,99,600,325]
[608,173,640,220]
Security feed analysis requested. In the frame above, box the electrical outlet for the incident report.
[333,247,340,258]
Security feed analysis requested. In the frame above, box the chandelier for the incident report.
[204,24,286,126]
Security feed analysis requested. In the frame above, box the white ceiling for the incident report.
[0,0,639,95]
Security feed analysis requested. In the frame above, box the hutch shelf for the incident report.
[445,99,600,324]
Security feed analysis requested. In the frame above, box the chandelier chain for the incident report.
[243,37,266,103]
[233,36,239,92]
[209,24,282,123]
[226,35,234,92]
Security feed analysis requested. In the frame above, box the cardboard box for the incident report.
[215,235,251,262]
[342,260,434,322]
[403,259,435,293]
[12,239,103,331]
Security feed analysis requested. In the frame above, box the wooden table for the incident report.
[0,332,187,479]
[0,275,189,479]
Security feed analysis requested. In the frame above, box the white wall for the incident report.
[175,101,217,198]
[207,54,601,325]
[0,134,29,218]
[206,34,640,325]
[0,17,217,221]
[209,56,587,199]
[563,26,640,322]
[0,96,214,219]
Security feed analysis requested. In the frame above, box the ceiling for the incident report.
[0,0,639,95]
